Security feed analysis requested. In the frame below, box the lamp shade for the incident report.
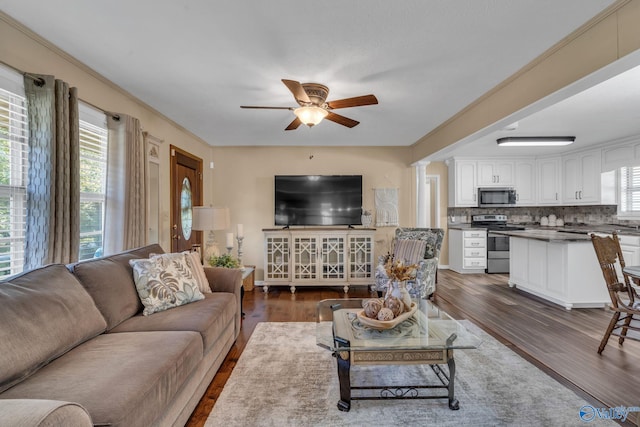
[293,106,329,127]
[192,206,230,231]
[496,136,575,147]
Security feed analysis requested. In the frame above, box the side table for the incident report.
[240,266,255,319]
[242,265,255,291]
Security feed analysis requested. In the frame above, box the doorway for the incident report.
[170,145,203,253]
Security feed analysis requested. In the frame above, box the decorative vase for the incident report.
[388,280,412,310]
[361,214,372,227]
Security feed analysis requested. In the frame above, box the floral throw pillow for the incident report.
[149,251,212,293]
[130,253,205,316]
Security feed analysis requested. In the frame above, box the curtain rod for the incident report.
[23,72,45,87]
[1,60,120,120]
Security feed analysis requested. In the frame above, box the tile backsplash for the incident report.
[446,205,634,225]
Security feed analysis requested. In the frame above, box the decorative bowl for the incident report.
[356,302,418,330]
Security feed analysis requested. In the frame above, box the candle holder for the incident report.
[237,236,244,267]
[226,243,233,255]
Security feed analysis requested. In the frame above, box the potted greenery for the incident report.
[208,253,241,268]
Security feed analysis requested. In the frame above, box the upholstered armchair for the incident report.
[375,227,445,299]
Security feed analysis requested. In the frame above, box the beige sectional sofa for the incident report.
[0,244,243,427]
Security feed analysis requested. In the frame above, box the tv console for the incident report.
[263,228,375,294]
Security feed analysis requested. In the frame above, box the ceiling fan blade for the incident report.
[325,112,359,128]
[327,94,378,110]
[240,106,293,110]
[285,117,302,131]
[282,79,311,104]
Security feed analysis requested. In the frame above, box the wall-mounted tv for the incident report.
[275,175,363,226]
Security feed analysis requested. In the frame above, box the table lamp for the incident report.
[191,206,230,263]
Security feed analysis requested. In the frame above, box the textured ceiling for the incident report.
[0,0,617,151]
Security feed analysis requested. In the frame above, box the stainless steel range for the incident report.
[471,214,525,274]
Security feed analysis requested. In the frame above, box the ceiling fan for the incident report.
[240,79,378,130]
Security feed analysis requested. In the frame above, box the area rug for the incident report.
[205,322,614,426]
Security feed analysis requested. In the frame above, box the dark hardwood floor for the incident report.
[186,270,640,426]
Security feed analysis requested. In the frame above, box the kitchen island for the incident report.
[490,229,609,310]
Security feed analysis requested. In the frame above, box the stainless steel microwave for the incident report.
[477,187,516,207]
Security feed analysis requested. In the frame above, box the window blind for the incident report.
[79,104,108,261]
[620,166,640,214]
[0,86,28,278]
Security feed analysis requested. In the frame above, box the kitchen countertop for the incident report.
[447,223,486,230]
[537,224,640,236]
[488,229,593,242]
[447,222,640,236]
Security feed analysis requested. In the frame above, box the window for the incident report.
[620,165,640,215]
[78,104,108,260]
[620,166,640,216]
[0,68,28,278]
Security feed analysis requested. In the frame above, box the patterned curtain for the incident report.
[23,75,80,269]
[103,114,147,255]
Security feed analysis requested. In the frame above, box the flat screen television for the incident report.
[274,175,363,226]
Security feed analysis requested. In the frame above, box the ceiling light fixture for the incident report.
[294,106,329,127]
[496,136,575,147]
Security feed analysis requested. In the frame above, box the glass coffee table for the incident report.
[316,298,481,412]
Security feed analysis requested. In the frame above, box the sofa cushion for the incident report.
[110,292,236,353]
[0,264,107,394]
[0,331,203,427]
[69,244,164,330]
[130,253,205,316]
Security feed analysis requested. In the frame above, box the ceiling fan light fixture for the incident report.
[496,136,575,147]
[294,106,329,127]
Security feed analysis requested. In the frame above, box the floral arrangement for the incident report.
[384,257,418,282]
[208,253,240,268]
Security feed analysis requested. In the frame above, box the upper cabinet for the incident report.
[536,157,562,205]
[477,161,514,186]
[448,151,608,207]
[448,160,477,207]
[562,149,602,204]
[514,160,536,205]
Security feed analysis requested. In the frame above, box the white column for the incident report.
[414,161,430,227]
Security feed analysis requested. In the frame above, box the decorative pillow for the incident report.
[149,252,212,293]
[129,253,205,316]
[184,251,212,293]
[393,239,427,264]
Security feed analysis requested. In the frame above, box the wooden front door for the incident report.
[170,145,203,252]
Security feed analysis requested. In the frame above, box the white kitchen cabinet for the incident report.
[477,160,514,187]
[263,228,374,293]
[509,237,528,285]
[514,159,536,205]
[562,149,602,204]
[449,228,487,273]
[448,160,477,207]
[536,157,562,205]
[509,236,609,309]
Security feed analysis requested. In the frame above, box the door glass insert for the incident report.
[181,177,193,240]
